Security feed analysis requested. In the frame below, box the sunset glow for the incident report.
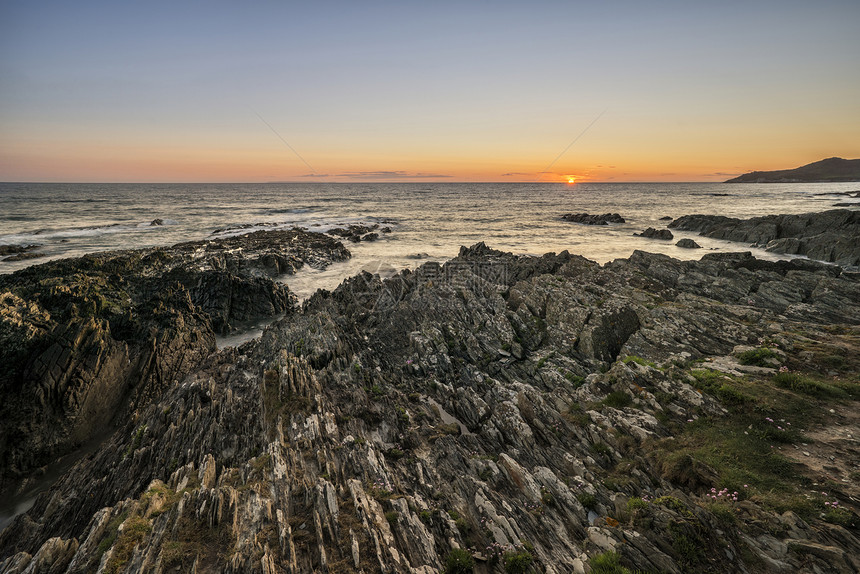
[1,1,858,183]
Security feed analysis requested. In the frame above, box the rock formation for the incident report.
[675,238,700,249]
[669,209,860,269]
[561,213,625,225]
[328,224,383,243]
[634,228,673,240]
[2,239,859,573]
[0,229,350,495]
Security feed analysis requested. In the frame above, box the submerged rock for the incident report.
[0,245,43,262]
[561,213,626,225]
[328,223,381,243]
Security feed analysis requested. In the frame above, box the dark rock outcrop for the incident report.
[328,224,381,243]
[0,246,43,262]
[675,238,701,249]
[2,243,859,573]
[669,209,860,268]
[635,227,673,240]
[0,229,350,494]
[561,213,626,225]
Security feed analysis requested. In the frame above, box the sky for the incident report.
[1,0,858,183]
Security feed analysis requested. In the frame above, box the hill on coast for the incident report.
[725,157,860,183]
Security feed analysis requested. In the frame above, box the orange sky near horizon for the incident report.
[1,1,858,184]
[4,128,853,183]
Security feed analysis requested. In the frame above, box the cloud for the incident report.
[343,171,452,179]
[301,171,452,179]
[710,172,741,176]
[501,172,533,177]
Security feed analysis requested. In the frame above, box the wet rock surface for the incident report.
[561,213,626,225]
[0,229,350,494]
[327,224,384,243]
[675,238,701,249]
[669,209,860,269]
[635,227,674,240]
[0,246,43,263]
[1,242,859,573]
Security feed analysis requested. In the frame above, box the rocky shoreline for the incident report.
[0,229,349,497]
[669,209,860,269]
[1,218,859,573]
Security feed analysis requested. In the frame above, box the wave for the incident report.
[210,217,399,239]
[0,219,176,246]
[260,206,322,215]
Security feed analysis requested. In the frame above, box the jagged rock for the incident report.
[675,238,701,249]
[635,227,674,240]
[1,242,859,573]
[328,224,380,243]
[561,213,625,225]
[0,229,351,494]
[669,209,860,269]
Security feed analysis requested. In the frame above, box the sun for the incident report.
[567,176,576,184]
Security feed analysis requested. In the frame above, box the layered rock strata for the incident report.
[1,243,859,573]
[0,229,350,493]
[669,209,860,269]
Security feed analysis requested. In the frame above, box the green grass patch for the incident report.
[690,369,753,405]
[623,355,658,369]
[503,547,534,574]
[704,501,737,525]
[564,402,591,426]
[773,372,846,399]
[736,347,778,366]
[589,551,640,574]
[602,391,632,409]
[564,371,586,387]
[647,361,854,521]
[443,548,475,574]
[577,491,597,509]
[823,507,856,528]
[104,515,151,574]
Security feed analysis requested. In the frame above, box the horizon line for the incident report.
[0,180,729,185]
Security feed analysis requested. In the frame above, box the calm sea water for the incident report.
[1,182,858,300]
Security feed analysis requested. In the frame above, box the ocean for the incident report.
[1,182,858,302]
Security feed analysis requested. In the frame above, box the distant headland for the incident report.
[725,157,860,183]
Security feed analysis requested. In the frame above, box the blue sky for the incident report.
[1,0,858,181]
